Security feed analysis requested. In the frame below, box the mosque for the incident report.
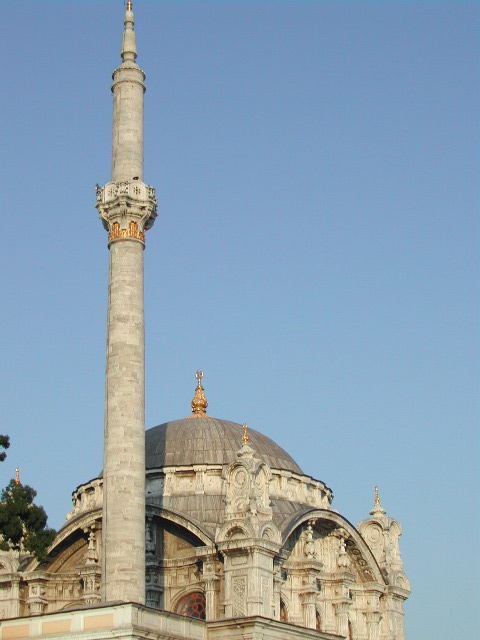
[0,4,410,639]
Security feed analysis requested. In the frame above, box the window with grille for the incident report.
[175,592,206,620]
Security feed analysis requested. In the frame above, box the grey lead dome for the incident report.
[145,416,303,474]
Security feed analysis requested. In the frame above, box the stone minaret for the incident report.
[95,1,157,604]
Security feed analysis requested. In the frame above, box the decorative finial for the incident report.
[191,370,208,415]
[15,468,20,485]
[370,485,386,518]
[121,0,137,64]
[242,424,249,445]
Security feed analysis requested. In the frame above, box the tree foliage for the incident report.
[0,480,56,562]
[0,435,9,462]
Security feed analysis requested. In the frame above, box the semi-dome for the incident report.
[145,416,303,474]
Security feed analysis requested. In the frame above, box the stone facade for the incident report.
[0,426,410,639]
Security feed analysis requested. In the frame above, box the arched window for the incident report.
[279,599,287,623]
[349,620,353,639]
[316,610,321,631]
[175,591,206,620]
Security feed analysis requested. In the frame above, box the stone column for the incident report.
[333,600,351,638]
[365,610,382,640]
[301,589,318,629]
[96,3,157,605]
[204,576,220,620]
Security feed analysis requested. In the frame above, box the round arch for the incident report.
[282,508,385,585]
[146,504,214,547]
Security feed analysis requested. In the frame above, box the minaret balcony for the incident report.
[95,179,158,244]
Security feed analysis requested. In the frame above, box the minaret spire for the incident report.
[109,1,147,183]
[95,3,158,606]
[121,2,137,64]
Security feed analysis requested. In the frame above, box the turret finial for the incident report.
[370,485,387,518]
[15,467,20,485]
[242,424,249,445]
[191,370,208,415]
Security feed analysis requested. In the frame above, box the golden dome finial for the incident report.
[242,424,249,445]
[15,468,20,485]
[191,370,208,415]
[374,486,380,506]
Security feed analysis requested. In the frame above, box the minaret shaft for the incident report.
[103,241,145,603]
[96,4,157,605]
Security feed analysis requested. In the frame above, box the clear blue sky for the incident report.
[2,1,478,637]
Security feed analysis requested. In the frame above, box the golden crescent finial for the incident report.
[15,468,20,485]
[127,1,132,11]
[374,486,380,506]
[191,370,208,415]
[242,424,249,445]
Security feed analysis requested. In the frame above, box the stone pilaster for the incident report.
[286,560,322,630]
[145,518,162,609]
[26,578,48,616]
[197,546,222,621]
[218,539,280,619]
[79,528,101,605]
[272,562,283,621]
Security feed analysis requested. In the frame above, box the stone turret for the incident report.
[95,1,157,604]
[358,488,411,639]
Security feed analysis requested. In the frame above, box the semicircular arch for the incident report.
[146,504,214,547]
[282,508,385,585]
[24,509,102,573]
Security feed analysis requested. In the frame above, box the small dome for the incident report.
[146,416,303,474]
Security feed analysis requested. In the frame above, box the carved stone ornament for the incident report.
[95,179,157,247]
[222,441,273,529]
[303,523,317,559]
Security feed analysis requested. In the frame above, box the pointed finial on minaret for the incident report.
[370,485,387,518]
[15,468,20,485]
[121,0,137,64]
[191,370,208,416]
[242,424,249,445]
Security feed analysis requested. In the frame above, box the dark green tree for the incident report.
[0,480,56,562]
[0,435,9,462]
